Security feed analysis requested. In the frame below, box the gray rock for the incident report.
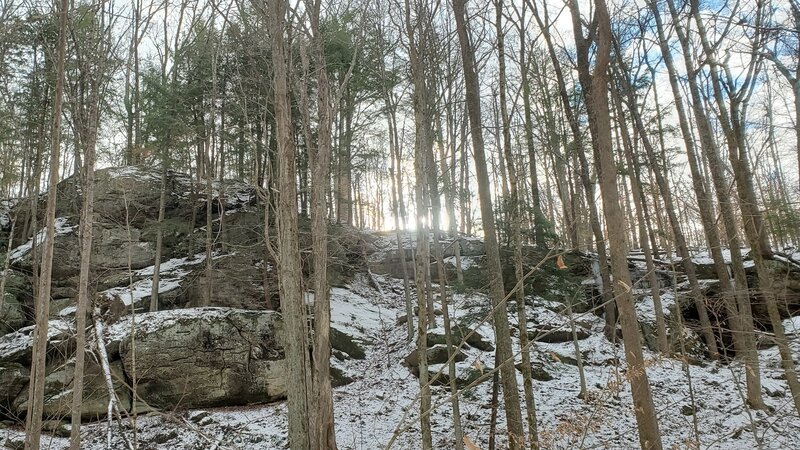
[0,362,29,405]
[514,362,554,381]
[0,293,26,335]
[13,358,130,421]
[0,320,74,365]
[428,364,492,388]
[113,307,286,409]
[527,324,589,344]
[404,344,466,367]
[330,327,366,360]
[428,326,493,352]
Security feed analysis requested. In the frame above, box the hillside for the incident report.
[0,167,798,449]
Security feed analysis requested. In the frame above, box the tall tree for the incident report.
[567,0,663,447]
[403,0,434,446]
[68,1,114,446]
[496,1,539,444]
[452,0,525,447]
[263,0,313,447]
[24,0,68,448]
[308,0,338,446]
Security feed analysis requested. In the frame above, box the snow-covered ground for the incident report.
[2,270,799,449]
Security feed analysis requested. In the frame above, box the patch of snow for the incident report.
[329,287,388,339]
[101,252,210,309]
[102,277,184,307]
[4,256,800,450]
[636,292,676,323]
[443,255,478,270]
[134,253,206,277]
[689,248,755,269]
[58,305,77,318]
[106,166,163,182]
[8,217,78,262]
[104,307,254,343]
[0,319,74,361]
[784,316,800,336]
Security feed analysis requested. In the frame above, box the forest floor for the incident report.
[2,258,800,449]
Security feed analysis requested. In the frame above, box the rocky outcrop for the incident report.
[527,324,590,344]
[0,166,373,425]
[0,320,74,365]
[12,358,129,421]
[0,306,364,421]
[109,308,286,410]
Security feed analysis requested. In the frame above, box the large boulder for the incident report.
[428,325,494,352]
[181,253,268,311]
[109,308,286,410]
[12,358,130,421]
[404,344,466,368]
[0,362,28,406]
[527,324,590,344]
[0,320,74,365]
[7,220,155,280]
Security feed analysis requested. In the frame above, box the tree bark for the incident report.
[452,1,525,446]
[265,0,313,447]
[567,0,663,447]
[497,2,539,445]
[25,0,68,448]
[309,0,337,445]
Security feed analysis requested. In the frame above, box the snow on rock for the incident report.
[7,217,77,262]
[2,254,800,449]
[107,165,164,182]
[329,285,390,339]
[100,252,208,312]
[443,255,479,270]
[104,307,239,345]
[690,248,755,268]
[784,316,800,336]
[636,292,677,323]
[0,320,74,364]
[0,199,13,229]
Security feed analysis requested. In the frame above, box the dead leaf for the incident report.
[556,254,567,269]
[463,435,482,450]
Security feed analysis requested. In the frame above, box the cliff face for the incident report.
[0,166,367,422]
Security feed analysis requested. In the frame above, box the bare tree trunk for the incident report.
[496,3,538,445]
[649,0,763,405]
[265,0,312,446]
[612,49,720,360]
[528,0,617,338]
[403,1,434,446]
[612,93,669,355]
[428,148,464,450]
[69,5,108,442]
[24,1,68,448]
[309,0,337,445]
[567,0,662,447]
[452,1,525,446]
[386,101,413,340]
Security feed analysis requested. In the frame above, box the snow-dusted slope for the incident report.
[3,266,799,450]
